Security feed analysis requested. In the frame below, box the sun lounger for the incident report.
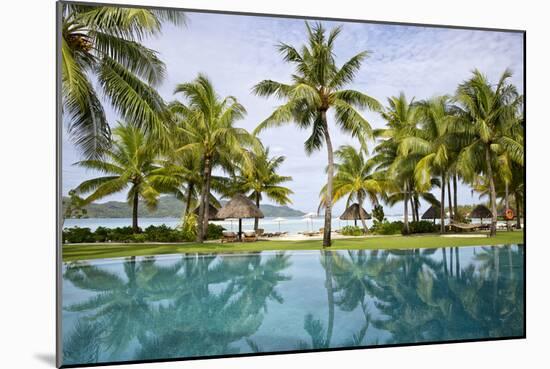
[221,231,238,243]
[243,231,257,242]
[304,231,320,236]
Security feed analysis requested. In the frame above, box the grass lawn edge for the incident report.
[62,231,524,262]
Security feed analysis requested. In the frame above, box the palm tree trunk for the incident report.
[358,195,368,233]
[485,147,498,237]
[515,192,521,229]
[196,155,211,243]
[254,192,260,231]
[185,182,194,216]
[403,183,410,235]
[440,174,446,234]
[414,196,420,222]
[321,111,333,247]
[447,177,453,221]
[132,189,139,233]
[505,182,511,231]
[453,174,458,216]
[202,161,213,238]
[410,196,416,222]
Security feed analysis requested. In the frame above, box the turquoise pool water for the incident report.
[61,245,524,366]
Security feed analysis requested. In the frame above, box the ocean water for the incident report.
[63,216,404,235]
[61,245,525,366]
[63,216,512,235]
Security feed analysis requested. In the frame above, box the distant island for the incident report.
[63,195,305,218]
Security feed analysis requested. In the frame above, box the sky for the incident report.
[62,10,524,215]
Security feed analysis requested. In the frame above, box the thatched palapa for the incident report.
[217,194,264,219]
[470,204,493,222]
[193,203,222,220]
[340,203,371,226]
[217,194,264,240]
[422,205,441,223]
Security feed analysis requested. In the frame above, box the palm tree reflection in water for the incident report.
[62,246,523,365]
[63,253,291,364]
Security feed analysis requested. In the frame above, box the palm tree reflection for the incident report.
[63,252,291,364]
[63,246,524,365]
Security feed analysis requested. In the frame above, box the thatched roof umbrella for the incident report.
[193,203,222,220]
[421,205,441,224]
[217,194,264,240]
[340,203,371,227]
[470,204,493,224]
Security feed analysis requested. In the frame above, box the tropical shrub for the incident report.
[63,225,193,243]
[130,234,148,243]
[370,221,403,235]
[453,210,470,223]
[340,225,365,236]
[405,221,437,234]
[62,227,95,243]
[106,227,138,242]
[144,225,183,242]
[206,223,226,240]
[181,214,198,241]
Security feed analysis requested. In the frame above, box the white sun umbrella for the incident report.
[273,217,286,232]
[302,212,317,232]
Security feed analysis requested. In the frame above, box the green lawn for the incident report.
[62,230,524,262]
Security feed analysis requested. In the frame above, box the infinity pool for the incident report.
[61,245,524,366]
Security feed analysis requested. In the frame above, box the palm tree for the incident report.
[372,93,421,234]
[472,160,524,229]
[253,22,381,246]
[398,96,456,233]
[61,4,185,157]
[171,74,258,242]
[74,123,172,232]
[156,143,230,218]
[235,146,294,231]
[319,145,383,232]
[453,69,523,236]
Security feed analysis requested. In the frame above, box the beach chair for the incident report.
[221,231,238,243]
[243,231,257,242]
